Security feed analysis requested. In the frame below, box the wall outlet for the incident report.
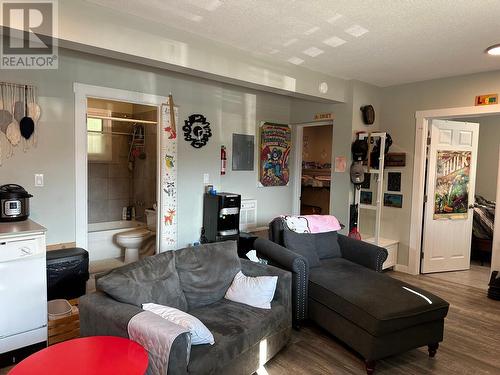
[34,174,44,187]
[203,173,210,184]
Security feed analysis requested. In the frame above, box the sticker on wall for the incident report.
[165,154,175,170]
[183,114,212,148]
[159,97,179,251]
[259,122,291,187]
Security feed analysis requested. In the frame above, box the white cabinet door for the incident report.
[421,120,479,273]
[0,241,47,341]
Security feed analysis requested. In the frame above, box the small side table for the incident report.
[9,336,148,375]
[238,232,259,258]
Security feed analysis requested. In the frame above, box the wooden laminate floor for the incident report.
[264,271,500,375]
[424,263,491,291]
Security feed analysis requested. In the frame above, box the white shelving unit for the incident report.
[354,132,398,269]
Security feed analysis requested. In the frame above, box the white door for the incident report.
[422,120,479,273]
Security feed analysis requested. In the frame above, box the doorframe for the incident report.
[491,146,500,273]
[291,119,334,216]
[73,83,167,251]
[409,104,500,275]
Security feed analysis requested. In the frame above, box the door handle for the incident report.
[20,247,33,256]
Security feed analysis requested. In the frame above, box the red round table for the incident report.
[9,336,148,375]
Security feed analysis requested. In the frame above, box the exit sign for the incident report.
[314,112,334,121]
[475,93,498,106]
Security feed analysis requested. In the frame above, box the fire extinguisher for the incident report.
[221,145,227,175]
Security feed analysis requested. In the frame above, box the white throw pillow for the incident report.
[142,303,215,345]
[224,271,278,309]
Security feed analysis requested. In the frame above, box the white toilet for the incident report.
[116,209,157,263]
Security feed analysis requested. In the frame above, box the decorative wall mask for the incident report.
[183,114,212,148]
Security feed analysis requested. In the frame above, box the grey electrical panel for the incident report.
[232,133,254,171]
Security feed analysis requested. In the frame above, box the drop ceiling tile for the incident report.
[323,36,347,48]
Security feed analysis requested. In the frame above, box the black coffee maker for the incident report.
[202,192,241,243]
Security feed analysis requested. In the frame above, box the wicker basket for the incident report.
[48,299,80,346]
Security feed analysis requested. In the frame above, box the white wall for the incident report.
[0,48,327,247]
[381,69,500,265]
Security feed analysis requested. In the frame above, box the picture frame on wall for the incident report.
[385,152,406,167]
[387,172,401,192]
[360,190,373,205]
[258,122,291,187]
[384,193,403,208]
[361,173,371,189]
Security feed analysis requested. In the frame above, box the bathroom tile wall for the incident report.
[88,121,133,223]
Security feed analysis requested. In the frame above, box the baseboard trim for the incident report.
[394,264,410,273]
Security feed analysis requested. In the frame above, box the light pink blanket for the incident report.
[282,215,341,233]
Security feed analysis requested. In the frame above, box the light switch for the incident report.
[34,174,44,187]
[203,173,210,184]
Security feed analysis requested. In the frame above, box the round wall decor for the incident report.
[182,114,212,148]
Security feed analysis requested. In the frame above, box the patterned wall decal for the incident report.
[182,114,212,148]
[159,98,178,251]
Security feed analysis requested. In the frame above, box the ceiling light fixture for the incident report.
[303,46,324,57]
[287,57,304,65]
[486,44,500,56]
[323,36,346,48]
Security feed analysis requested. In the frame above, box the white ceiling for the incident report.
[85,0,500,87]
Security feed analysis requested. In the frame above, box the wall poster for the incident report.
[159,98,179,251]
[433,150,471,220]
[259,122,291,187]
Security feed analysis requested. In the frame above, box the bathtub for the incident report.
[87,220,146,261]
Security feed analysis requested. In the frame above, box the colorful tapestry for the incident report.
[259,122,291,187]
[434,150,471,220]
[159,100,178,250]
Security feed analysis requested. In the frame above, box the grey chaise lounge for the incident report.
[80,241,292,375]
[253,218,449,374]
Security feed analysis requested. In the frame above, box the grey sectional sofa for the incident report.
[253,218,449,374]
[79,241,292,374]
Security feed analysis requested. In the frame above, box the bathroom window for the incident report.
[87,109,112,162]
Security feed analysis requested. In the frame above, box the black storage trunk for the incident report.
[46,248,89,300]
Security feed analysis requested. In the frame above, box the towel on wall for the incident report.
[128,310,190,375]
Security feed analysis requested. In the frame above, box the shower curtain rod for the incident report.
[87,114,157,125]
[0,82,34,88]
[87,130,131,136]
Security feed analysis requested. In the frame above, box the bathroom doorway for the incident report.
[86,98,158,264]
[74,83,170,266]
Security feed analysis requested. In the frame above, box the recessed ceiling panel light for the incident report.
[283,38,299,47]
[486,44,500,55]
[303,46,324,57]
[304,26,320,35]
[345,24,369,37]
[327,14,343,24]
[288,57,304,65]
[323,36,346,48]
